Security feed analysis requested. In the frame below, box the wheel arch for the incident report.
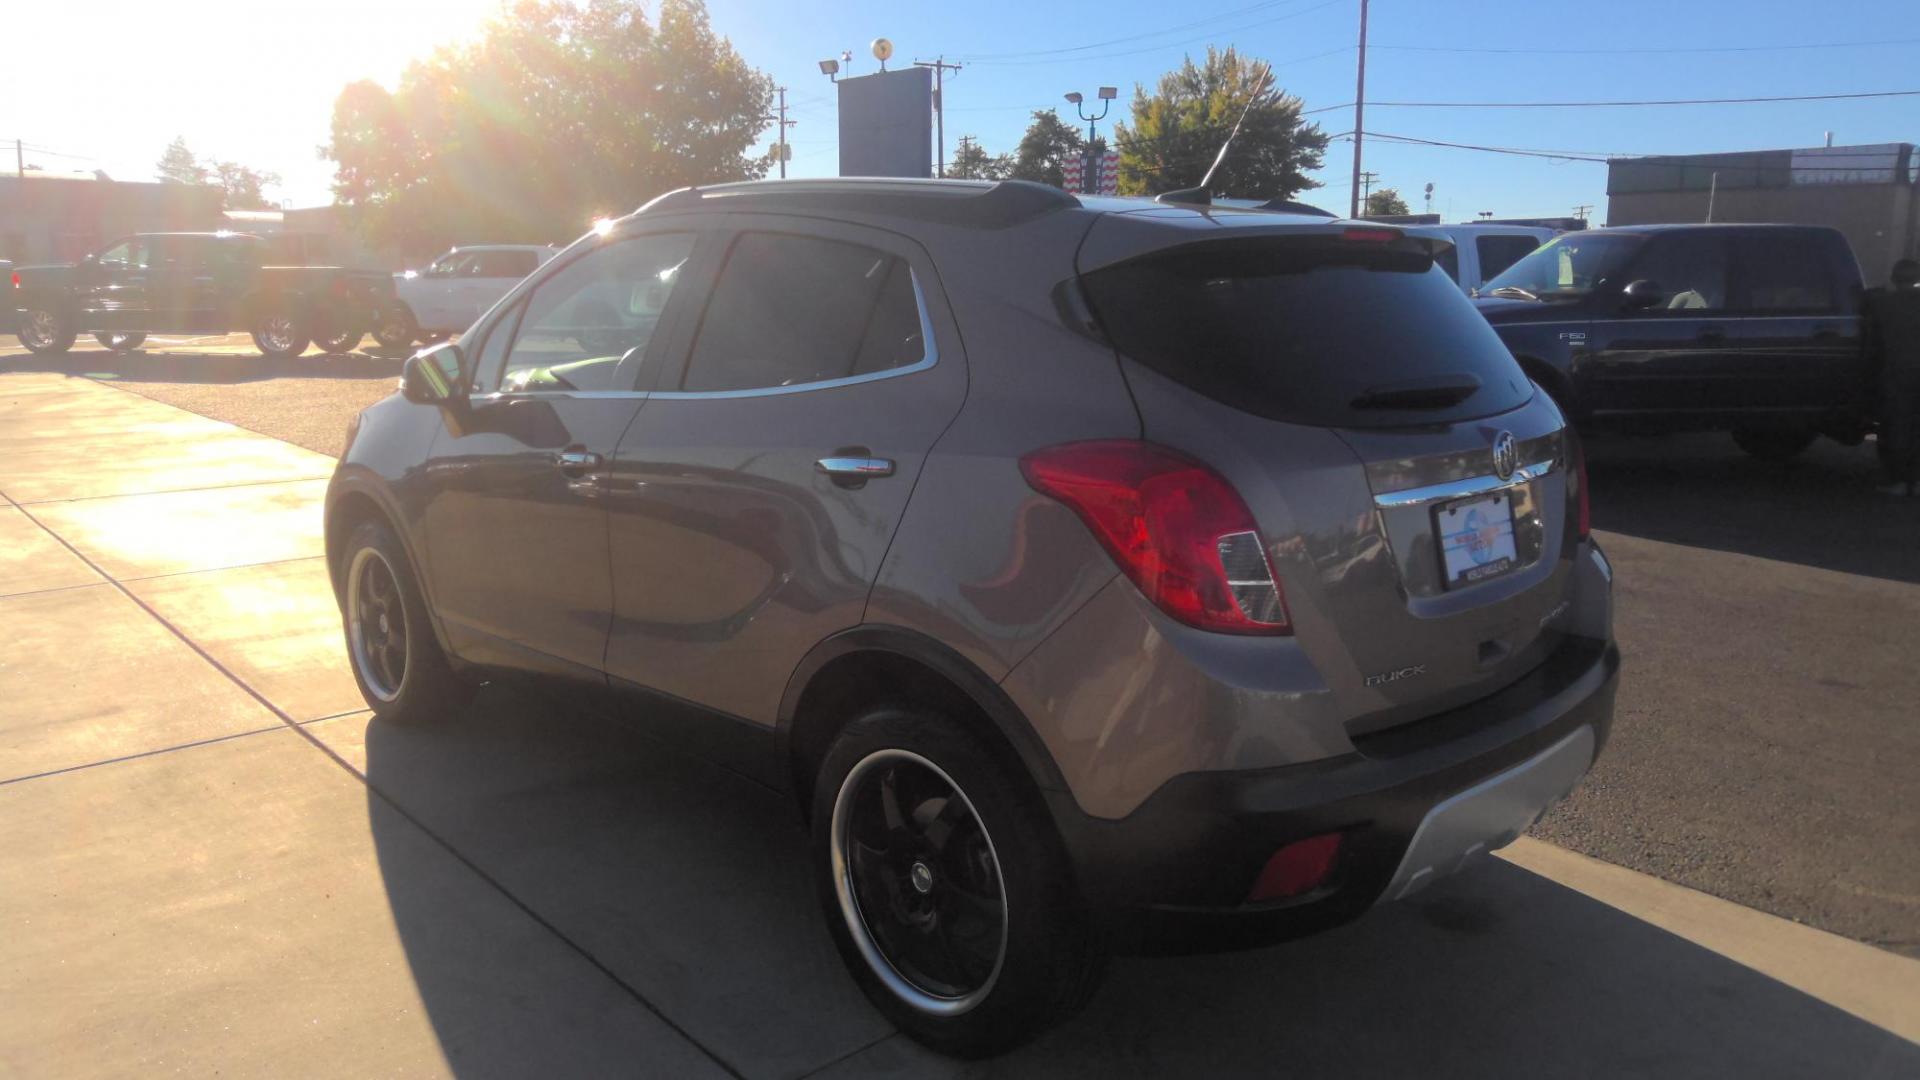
[778,627,1067,819]
[324,474,458,659]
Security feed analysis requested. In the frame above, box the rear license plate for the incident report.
[1435,491,1518,588]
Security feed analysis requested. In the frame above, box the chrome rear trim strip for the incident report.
[1372,458,1556,509]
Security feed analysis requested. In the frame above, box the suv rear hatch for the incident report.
[1076,210,1583,736]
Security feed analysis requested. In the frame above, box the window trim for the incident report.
[465,229,702,400]
[654,228,940,400]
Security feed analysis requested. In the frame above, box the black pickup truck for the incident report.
[9,232,396,358]
[1474,223,1872,460]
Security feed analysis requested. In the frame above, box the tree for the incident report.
[1364,188,1410,217]
[323,0,771,255]
[156,136,279,209]
[156,137,209,186]
[948,136,1010,180]
[1112,47,1328,199]
[215,161,282,210]
[1008,111,1084,189]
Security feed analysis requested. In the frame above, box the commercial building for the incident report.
[1606,143,1919,286]
[0,173,222,265]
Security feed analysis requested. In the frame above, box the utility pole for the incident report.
[1348,0,1370,218]
[1357,171,1379,214]
[1573,204,1592,223]
[14,139,22,179]
[772,87,797,179]
[915,57,963,177]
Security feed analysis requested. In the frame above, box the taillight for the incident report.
[1570,430,1591,541]
[1341,226,1399,244]
[1019,440,1291,635]
[9,270,18,289]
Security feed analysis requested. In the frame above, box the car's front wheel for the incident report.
[811,707,1106,1058]
[340,519,468,724]
[94,331,146,352]
[17,308,76,354]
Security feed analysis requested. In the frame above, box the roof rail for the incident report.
[637,178,1080,228]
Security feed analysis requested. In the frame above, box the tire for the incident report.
[339,519,469,724]
[93,331,147,352]
[1732,427,1817,463]
[314,327,363,354]
[811,707,1106,1058]
[17,308,76,354]
[251,310,310,358]
[370,303,418,350]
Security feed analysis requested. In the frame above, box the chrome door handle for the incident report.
[556,449,602,475]
[816,456,894,479]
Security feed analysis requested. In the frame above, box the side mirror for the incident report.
[401,342,467,405]
[1620,279,1667,310]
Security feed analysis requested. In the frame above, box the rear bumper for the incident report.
[1047,631,1619,953]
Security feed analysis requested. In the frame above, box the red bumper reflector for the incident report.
[1247,833,1344,903]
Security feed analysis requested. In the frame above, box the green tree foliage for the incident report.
[947,136,1010,180]
[1112,47,1328,199]
[156,137,208,185]
[155,136,280,209]
[1009,111,1084,189]
[323,0,771,255]
[1364,188,1410,217]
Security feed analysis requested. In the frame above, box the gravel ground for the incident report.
[12,337,1914,956]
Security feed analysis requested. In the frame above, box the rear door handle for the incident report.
[816,455,895,487]
[556,449,602,475]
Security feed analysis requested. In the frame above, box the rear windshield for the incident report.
[1080,236,1533,428]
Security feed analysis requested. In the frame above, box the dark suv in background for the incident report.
[326,179,1619,1056]
[1474,224,1870,460]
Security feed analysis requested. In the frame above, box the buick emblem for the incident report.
[1492,431,1518,481]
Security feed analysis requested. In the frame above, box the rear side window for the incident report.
[1731,233,1841,313]
[1475,235,1540,283]
[1080,236,1533,428]
[474,250,539,278]
[680,233,926,392]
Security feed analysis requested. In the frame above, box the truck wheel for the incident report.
[17,308,76,354]
[811,706,1106,1058]
[314,327,363,354]
[251,313,310,358]
[1732,427,1816,463]
[93,332,146,352]
[371,304,418,350]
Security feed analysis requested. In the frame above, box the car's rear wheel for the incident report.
[17,308,76,354]
[314,327,363,354]
[1732,427,1817,463]
[370,303,418,350]
[341,519,468,724]
[93,331,146,352]
[812,707,1105,1058]
[251,312,310,358]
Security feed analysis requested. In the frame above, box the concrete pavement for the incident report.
[1,369,1915,1078]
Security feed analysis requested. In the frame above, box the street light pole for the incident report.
[1065,87,1117,194]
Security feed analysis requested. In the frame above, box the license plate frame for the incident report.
[1434,490,1519,589]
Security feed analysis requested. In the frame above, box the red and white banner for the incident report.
[1098,149,1120,195]
[1061,155,1084,193]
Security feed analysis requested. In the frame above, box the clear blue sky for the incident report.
[8,0,1917,221]
[719,0,1920,221]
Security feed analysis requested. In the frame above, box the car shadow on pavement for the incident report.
[0,345,407,384]
[1586,432,1920,584]
[356,685,1920,1080]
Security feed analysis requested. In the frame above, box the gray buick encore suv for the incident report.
[325,178,1619,1057]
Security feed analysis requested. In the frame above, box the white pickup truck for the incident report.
[380,244,556,347]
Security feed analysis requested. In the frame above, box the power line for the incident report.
[1374,35,1920,57]
[1369,88,1920,109]
[960,0,1349,66]
[952,0,1306,61]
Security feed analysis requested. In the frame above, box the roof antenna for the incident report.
[1157,60,1272,207]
